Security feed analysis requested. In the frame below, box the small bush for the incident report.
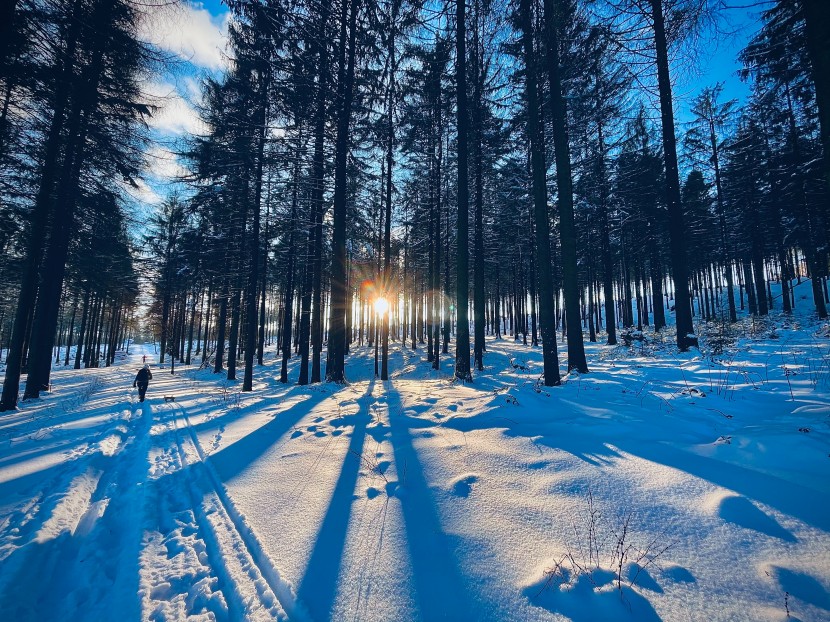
[538,490,673,598]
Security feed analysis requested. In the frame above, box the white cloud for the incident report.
[139,2,230,71]
[182,75,204,102]
[145,146,189,182]
[144,81,206,136]
[125,177,164,207]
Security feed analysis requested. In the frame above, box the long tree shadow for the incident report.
[437,414,824,535]
[208,388,333,483]
[0,400,148,620]
[296,379,375,621]
[0,454,84,501]
[146,391,313,459]
[0,395,134,473]
[618,439,829,531]
[385,380,475,620]
[147,379,298,435]
[0,395,140,524]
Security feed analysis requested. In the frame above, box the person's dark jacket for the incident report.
[133,368,152,387]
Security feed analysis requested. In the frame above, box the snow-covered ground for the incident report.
[1,282,829,622]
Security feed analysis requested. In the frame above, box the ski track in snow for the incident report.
[0,356,303,622]
[141,395,287,622]
[1,280,830,622]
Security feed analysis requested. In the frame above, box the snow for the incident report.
[1,281,829,622]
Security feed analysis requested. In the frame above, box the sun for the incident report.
[374,297,389,316]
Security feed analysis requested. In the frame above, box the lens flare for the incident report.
[374,297,389,315]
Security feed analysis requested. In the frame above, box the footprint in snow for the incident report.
[451,474,479,498]
[366,481,401,499]
[626,563,663,593]
[376,460,391,474]
[527,460,551,470]
[661,565,695,584]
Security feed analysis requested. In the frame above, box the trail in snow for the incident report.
[0,347,303,622]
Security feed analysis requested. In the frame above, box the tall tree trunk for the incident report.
[158,216,177,365]
[427,182,435,364]
[762,125,792,314]
[186,294,197,365]
[82,295,98,368]
[644,180,666,330]
[214,287,229,373]
[280,136,302,384]
[443,167,451,354]
[200,284,212,363]
[529,216,538,347]
[432,156,441,369]
[257,222,268,364]
[454,0,472,381]
[785,82,828,319]
[588,267,596,342]
[599,217,617,343]
[743,260,757,316]
[752,243,767,316]
[310,198,324,382]
[709,118,737,322]
[227,288,241,380]
[243,62,268,392]
[381,14,396,381]
[542,0,588,372]
[472,0,485,371]
[649,0,695,349]
[73,287,90,369]
[519,0,561,386]
[325,0,359,382]
[300,35,328,384]
[63,291,78,367]
[26,63,102,398]
[803,0,830,202]
[432,47,444,369]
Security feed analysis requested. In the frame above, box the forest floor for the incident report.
[1,281,829,622]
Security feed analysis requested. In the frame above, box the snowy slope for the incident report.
[1,281,828,622]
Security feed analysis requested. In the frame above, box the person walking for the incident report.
[133,364,153,402]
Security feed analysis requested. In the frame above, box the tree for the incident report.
[454,0,472,382]
[616,109,667,330]
[803,0,830,202]
[685,84,738,322]
[542,0,588,372]
[569,25,629,345]
[517,0,561,386]
[647,0,699,349]
[326,0,360,383]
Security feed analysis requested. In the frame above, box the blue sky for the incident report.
[673,3,764,124]
[131,1,231,207]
